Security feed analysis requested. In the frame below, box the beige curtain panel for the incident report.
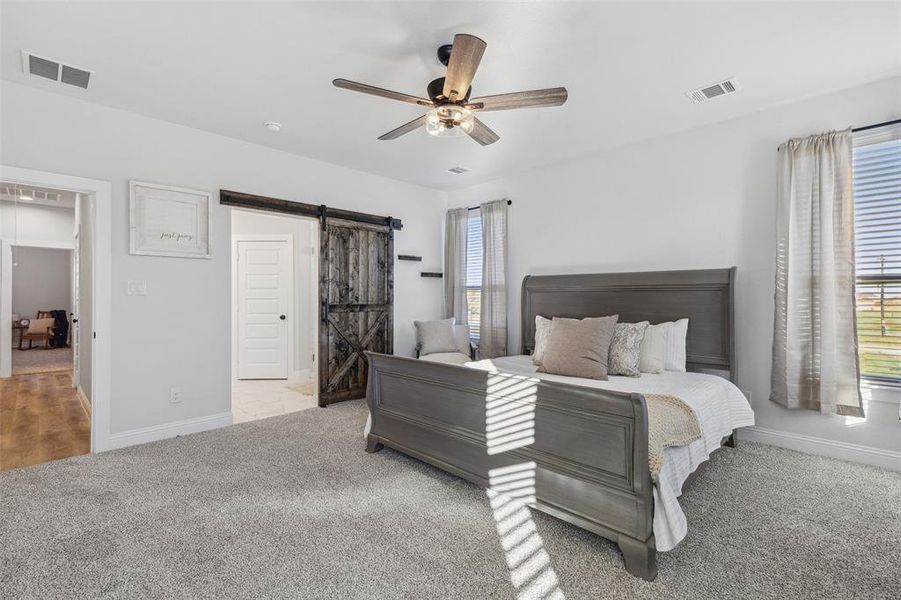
[479,199,508,358]
[771,128,864,417]
[443,207,469,323]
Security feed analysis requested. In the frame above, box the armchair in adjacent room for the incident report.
[18,311,56,350]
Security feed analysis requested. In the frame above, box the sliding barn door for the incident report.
[319,218,393,405]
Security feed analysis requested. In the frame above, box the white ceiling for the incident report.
[2,2,899,190]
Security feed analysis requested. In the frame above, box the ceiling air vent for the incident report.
[686,78,739,104]
[0,186,61,202]
[447,166,471,175]
[22,51,92,89]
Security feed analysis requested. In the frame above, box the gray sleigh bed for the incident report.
[364,268,736,580]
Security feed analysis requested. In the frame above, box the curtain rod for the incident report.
[467,199,512,211]
[777,118,901,151]
[853,117,901,133]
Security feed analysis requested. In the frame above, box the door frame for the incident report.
[0,165,112,453]
[221,190,398,405]
[3,240,76,366]
[232,234,295,381]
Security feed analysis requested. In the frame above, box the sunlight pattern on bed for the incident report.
[484,373,565,600]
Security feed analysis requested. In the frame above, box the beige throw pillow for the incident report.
[27,317,55,334]
[537,315,619,380]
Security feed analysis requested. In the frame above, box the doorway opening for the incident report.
[1,183,91,470]
[230,208,319,423]
[221,190,399,407]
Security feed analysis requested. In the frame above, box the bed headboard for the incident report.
[521,268,736,381]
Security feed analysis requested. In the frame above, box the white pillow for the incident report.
[452,324,472,356]
[639,322,672,374]
[532,315,552,365]
[414,318,458,355]
[665,318,689,372]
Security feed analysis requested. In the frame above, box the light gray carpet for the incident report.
[1,400,898,599]
[11,346,73,375]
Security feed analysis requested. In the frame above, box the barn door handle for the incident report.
[279,315,286,321]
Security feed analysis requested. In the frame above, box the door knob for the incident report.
[279,315,286,320]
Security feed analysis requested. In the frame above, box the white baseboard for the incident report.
[741,426,901,472]
[105,411,233,451]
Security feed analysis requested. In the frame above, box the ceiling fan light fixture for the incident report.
[426,104,474,137]
[332,33,567,146]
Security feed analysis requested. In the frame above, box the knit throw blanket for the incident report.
[645,394,702,481]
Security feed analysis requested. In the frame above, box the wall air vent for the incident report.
[22,51,92,89]
[447,166,471,175]
[686,78,739,104]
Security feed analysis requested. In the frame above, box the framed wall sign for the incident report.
[129,181,212,258]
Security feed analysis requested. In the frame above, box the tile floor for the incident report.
[232,379,318,424]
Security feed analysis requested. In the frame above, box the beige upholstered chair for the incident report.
[414,321,477,365]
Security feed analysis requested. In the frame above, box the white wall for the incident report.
[231,208,317,379]
[447,76,901,455]
[11,245,71,320]
[1,81,446,435]
[0,202,75,248]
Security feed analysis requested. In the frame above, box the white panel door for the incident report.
[237,239,292,379]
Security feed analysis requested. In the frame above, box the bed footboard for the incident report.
[365,352,657,581]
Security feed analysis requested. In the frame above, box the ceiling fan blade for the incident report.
[467,87,568,112]
[378,114,429,140]
[443,34,487,102]
[467,118,499,146]
[333,79,433,107]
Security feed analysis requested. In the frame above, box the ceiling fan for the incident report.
[333,34,568,146]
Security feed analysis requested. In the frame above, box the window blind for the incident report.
[853,124,901,382]
[466,210,483,342]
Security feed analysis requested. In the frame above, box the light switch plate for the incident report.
[126,280,147,295]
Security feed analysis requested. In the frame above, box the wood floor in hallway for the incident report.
[0,370,90,472]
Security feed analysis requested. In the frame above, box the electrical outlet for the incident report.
[126,280,147,296]
[169,387,182,404]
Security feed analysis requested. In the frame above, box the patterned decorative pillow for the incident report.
[609,321,649,377]
[532,315,552,365]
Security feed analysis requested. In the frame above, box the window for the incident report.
[466,209,483,342]
[853,123,901,384]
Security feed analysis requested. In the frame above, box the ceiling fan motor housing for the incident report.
[428,77,471,104]
[437,43,454,66]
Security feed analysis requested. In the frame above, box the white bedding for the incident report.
[465,355,755,551]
